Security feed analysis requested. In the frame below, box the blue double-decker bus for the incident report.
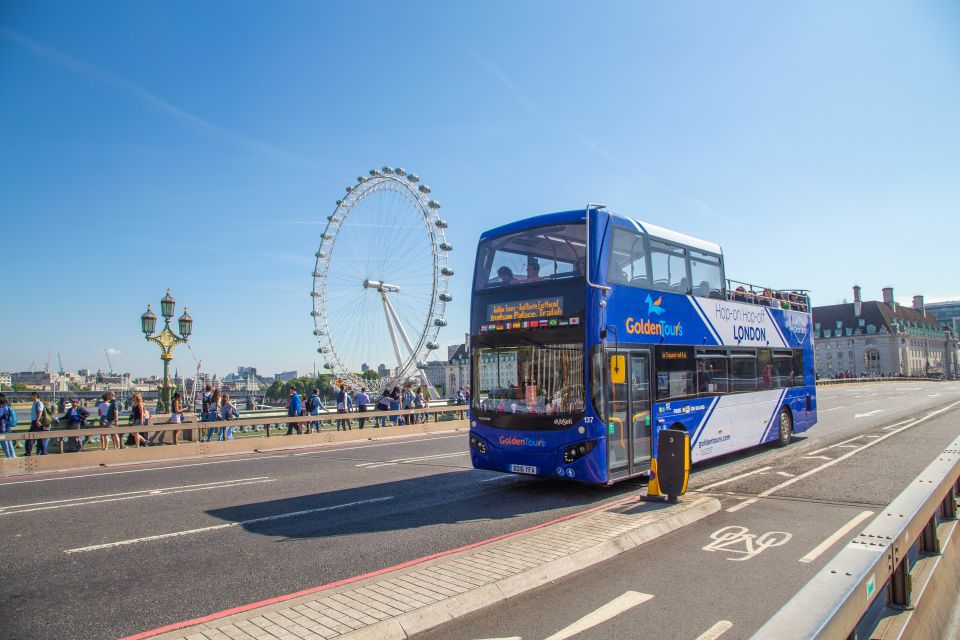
[468,206,817,484]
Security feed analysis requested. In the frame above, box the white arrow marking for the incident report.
[543,591,653,640]
[854,410,884,418]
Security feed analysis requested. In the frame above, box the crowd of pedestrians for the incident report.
[0,382,472,458]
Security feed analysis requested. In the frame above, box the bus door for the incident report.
[607,349,652,480]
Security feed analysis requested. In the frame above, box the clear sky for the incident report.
[2,1,958,378]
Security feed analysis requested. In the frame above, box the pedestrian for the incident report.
[204,388,222,441]
[127,393,150,447]
[0,394,17,459]
[391,386,403,425]
[456,387,466,405]
[25,391,50,456]
[308,387,323,433]
[98,392,120,450]
[336,383,350,431]
[153,391,183,445]
[220,394,238,440]
[59,398,88,452]
[402,384,415,424]
[415,387,426,424]
[356,387,370,429]
[375,390,391,427]
[286,386,302,435]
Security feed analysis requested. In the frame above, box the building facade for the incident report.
[925,301,960,335]
[813,287,959,379]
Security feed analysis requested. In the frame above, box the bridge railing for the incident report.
[0,403,471,453]
[751,433,960,639]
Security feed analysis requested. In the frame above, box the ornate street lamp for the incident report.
[141,289,192,412]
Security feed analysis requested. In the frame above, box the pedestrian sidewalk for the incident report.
[139,494,720,640]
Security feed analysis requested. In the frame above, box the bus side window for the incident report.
[608,227,649,287]
[773,352,793,388]
[650,241,689,294]
[730,352,757,392]
[792,349,805,386]
[757,348,773,390]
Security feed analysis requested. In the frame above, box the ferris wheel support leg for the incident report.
[382,292,443,400]
[380,291,405,373]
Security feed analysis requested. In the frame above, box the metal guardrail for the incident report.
[0,403,470,452]
[816,377,945,386]
[751,434,960,639]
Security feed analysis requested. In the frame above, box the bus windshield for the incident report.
[472,342,585,417]
[475,223,585,290]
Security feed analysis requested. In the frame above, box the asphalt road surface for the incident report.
[1,381,958,640]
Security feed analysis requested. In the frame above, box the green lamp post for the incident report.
[141,289,193,412]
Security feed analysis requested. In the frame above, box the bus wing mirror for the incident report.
[610,355,625,384]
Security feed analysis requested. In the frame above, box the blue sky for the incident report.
[2,1,958,378]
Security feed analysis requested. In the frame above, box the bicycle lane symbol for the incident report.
[703,526,792,562]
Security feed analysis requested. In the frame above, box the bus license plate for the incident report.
[509,464,537,475]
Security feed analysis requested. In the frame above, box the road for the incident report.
[1,381,958,640]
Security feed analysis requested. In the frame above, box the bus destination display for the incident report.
[486,297,564,322]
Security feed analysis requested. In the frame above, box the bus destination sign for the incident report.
[487,297,564,323]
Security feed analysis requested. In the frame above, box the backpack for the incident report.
[310,395,321,412]
[38,404,51,428]
[6,406,17,428]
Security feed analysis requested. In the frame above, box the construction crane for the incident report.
[58,352,65,375]
[104,348,114,374]
[185,343,203,410]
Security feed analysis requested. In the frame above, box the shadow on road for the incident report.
[205,470,655,540]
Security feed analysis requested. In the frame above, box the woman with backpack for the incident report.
[375,390,391,428]
[205,388,223,441]
[25,391,50,456]
[220,393,239,440]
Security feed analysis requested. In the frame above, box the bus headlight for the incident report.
[563,440,597,464]
[469,435,488,456]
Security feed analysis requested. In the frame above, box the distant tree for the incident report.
[361,369,380,382]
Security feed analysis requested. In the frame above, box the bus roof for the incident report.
[479,208,722,255]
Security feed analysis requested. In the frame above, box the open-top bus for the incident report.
[468,206,816,484]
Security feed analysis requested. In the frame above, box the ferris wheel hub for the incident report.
[363,279,400,293]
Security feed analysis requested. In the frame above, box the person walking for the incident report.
[25,391,50,456]
[220,394,239,440]
[127,393,150,447]
[391,386,403,425]
[286,386,302,435]
[375,390,391,428]
[308,388,323,433]
[204,388,223,441]
[355,387,370,429]
[153,391,183,445]
[100,392,120,450]
[336,383,350,431]
[0,394,17,458]
[415,387,426,424]
[59,399,88,452]
[402,384,415,425]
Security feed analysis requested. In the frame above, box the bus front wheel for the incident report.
[775,408,793,447]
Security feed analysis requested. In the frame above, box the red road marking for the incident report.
[119,493,643,639]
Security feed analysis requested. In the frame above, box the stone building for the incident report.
[813,286,959,379]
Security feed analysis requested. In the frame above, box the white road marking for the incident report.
[696,620,733,639]
[480,475,518,482]
[64,496,394,554]
[854,410,884,418]
[704,526,791,561]
[836,444,861,449]
[0,433,465,485]
[759,400,960,499]
[543,591,653,640]
[357,451,469,468]
[799,510,874,563]
[695,467,772,492]
[0,477,273,515]
[775,471,795,477]
[802,455,833,461]
[807,435,866,455]
[819,406,845,412]
[725,498,758,513]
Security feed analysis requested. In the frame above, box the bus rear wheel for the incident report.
[775,408,793,447]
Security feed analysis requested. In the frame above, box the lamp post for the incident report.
[141,289,193,412]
